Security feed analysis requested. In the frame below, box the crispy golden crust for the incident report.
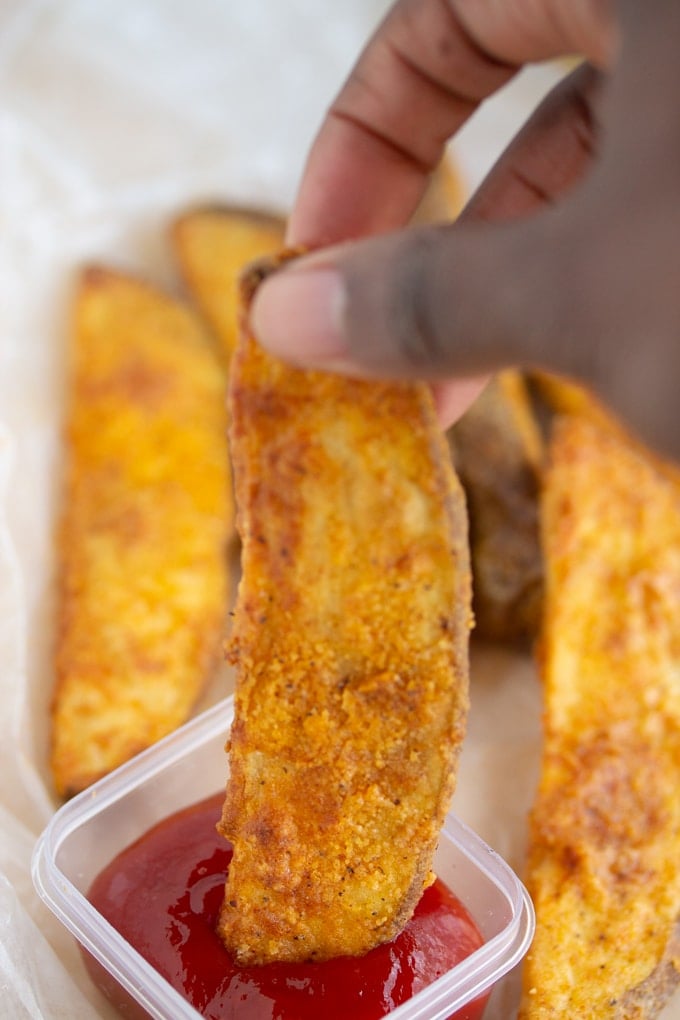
[520,415,680,1019]
[449,370,544,643]
[51,266,232,798]
[217,257,472,965]
[172,205,285,361]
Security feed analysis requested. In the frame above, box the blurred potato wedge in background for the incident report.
[529,370,631,444]
[172,205,285,361]
[530,370,680,490]
[449,370,544,644]
[217,257,472,965]
[520,414,680,1019]
[51,267,232,798]
[411,153,466,225]
[413,161,547,647]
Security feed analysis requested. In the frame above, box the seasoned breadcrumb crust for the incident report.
[217,256,472,964]
[51,267,232,797]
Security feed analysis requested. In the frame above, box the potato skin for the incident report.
[51,267,232,797]
[520,415,680,1019]
[449,370,544,644]
[217,257,472,965]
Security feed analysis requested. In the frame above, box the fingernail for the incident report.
[250,268,346,364]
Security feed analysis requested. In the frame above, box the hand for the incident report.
[251,0,680,460]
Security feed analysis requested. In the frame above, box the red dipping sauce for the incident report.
[87,794,488,1020]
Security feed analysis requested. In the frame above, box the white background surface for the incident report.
[0,2,677,1018]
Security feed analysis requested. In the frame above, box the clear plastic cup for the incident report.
[32,696,534,1020]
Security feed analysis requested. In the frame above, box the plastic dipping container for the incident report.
[32,696,535,1020]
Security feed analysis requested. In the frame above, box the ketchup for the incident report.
[87,794,487,1020]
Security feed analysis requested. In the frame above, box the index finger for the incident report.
[287,0,616,247]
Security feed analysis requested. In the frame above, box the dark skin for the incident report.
[251,0,680,460]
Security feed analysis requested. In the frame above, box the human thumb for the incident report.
[249,213,581,384]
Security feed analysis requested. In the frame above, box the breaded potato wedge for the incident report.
[217,258,472,965]
[449,370,544,643]
[172,205,285,361]
[51,267,232,798]
[520,415,680,1018]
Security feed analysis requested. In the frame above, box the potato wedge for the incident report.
[530,370,680,490]
[529,371,630,442]
[172,205,285,361]
[411,153,466,225]
[449,370,544,643]
[217,257,472,965]
[520,415,680,1018]
[51,267,232,798]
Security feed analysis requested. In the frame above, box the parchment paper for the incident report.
[0,3,677,1018]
